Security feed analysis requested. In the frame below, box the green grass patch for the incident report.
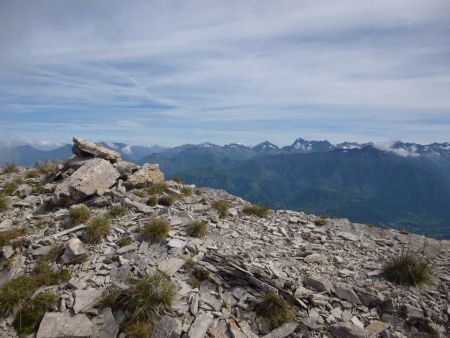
[118,236,133,247]
[86,214,111,244]
[69,204,91,225]
[13,292,59,335]
[0,227,28,247]
[212,200,229,218]
[256,292,295,330]
[242,205,270,218]
[186,221,208,238]
[143,219,170,241]
[158,195,175,206]
[0,195,8,212]
[383,252,432,286]
[1,164,19,174]
[146,182,168,195]
[109,205,128,218]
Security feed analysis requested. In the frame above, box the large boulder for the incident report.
[54,158,120,205]
[125,163,164,188]
[72,137,121,162]
[36,312,93,338]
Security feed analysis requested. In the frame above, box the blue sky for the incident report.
[0,0,449,147]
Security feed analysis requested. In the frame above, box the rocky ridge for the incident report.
[0,137,449,338]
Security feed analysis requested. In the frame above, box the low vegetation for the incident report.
[146,196,158,206]
[143,219,170,241]
[0,195,8,212]
[104,271,177,338]
[212,200,229,218]
[382,252,432,286]
[186,221,208,238]
[171,176,184,184]
[181,186,193,196]
[1,164,19,175]
[25,169,40,179]
[118,236,133,247]
[37,163,58,175]
[256,292,295,330]
[146,182,168,195]
[158,195,175,206]
[69,204,91,225]
[86,214,111,244]
[242,204,270,218]
[0,227,28,247]
[314,217,328,226]
[2,179,22,196]
[187,264,210,288]
[13,292,59,335]
[109,205,128,218]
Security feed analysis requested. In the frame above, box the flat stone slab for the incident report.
[36,312,93,338]
[188,313,213,338]
[158,258,185,276]
[73,288,103,313]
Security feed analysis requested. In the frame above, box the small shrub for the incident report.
[33,259,71,285]
[399,228,409,235]
[0,227,28,247]
[314,218,327,226]
[1,164,19,174]
[146,182,168,195]
[256,292,295,329]
[383,252,431,286]
[43,244,65,263]
[38,163,58,175]
[118,236,133,247]
[212,200,229,218]
[124,320,155,338]
[69,205,91,225]
[132,189,146,198]
[109,205,128,218]
[143,219,170,241]
[158,195,175,207]
[25,169,40,178]
[86,214,111,244]
[171,176,184,184]
[31,182,44,194]
[242,205,270,218]
[186,221,208,238]
[13,292,59,335]
[0,275,36,316]
[35,220,47,229]
[181,186,193,196]
[2,180,19,196]
[0,195,8,212]
[146,196,158,206]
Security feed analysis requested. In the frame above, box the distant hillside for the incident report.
[0,144,72,167]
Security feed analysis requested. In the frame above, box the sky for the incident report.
[0,0,450,147]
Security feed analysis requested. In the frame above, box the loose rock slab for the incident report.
[36,312,93,338]
[54,158,120,205]
[73,136,121,162]
[125,163,164,188]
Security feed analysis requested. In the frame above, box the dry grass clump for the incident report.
[383,252,432,286]
[118,236,133,247]
[256,292,295,330]
[105,272,177,338]
[171,176,184,184]
[86,214,111,244]
[143,219,170,241]
[25,169,40,179]
[158,195,175,206]
[2,179,21,196]
[186,221,208,238]
[69,204,91,225]
[13,292,59,335]
[146,196,158,206]
[132,189,146,198]
[37,163,58,175]
[212,200,229,218]
[0,227,28,247]
[146,182,168,195]
[314,218,328,226]
[109,205,128,218]
[181,186,193,196]
[0,195,8,212]
[242,204,270,218]
[187,265,210,289]
[1,164,19,174]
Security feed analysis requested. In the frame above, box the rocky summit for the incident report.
[0,137,449,338]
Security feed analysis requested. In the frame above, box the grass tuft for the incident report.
[383,252,432,286]
[181,186,193,196]
[158,195,175,206]
[143,219,170,241]
[0,195,8,212]
[69,204,91,225]
[186,221,208,238]
[243,205,270,218]
[146,182,168,195]
[37,163,58,175]
[0,227,28,247]
[171,176,184,184]
[212,200,229,218]
[13,292,59,335]
[2,179,21,196]
[256,292,295,329]
[118,236,133,247]
[146,196,158,206]
[86,214,111,244]
[1,164,19,174]
[109,205,128,218]
[25,169,40,179]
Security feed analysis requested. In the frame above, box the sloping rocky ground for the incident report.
[0,137,449,338]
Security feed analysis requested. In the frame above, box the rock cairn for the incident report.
[0,137,449,338]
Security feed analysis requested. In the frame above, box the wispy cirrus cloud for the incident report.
[0,0,449,146]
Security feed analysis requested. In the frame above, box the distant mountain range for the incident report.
[1,138,449,238]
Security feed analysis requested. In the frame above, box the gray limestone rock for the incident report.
[334,285,361,304]
[62,238,89,264]
[73,288,103,313]
[303,276,333,292]
[73,136,121,162]
[36,312,93,338]
[125,163,165,188]
[330,322,369,338]
[262,322,298,338]
[153,315,178,338]
[187,313,213,338]
[158,258,185,276]
[91,307,120,338]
